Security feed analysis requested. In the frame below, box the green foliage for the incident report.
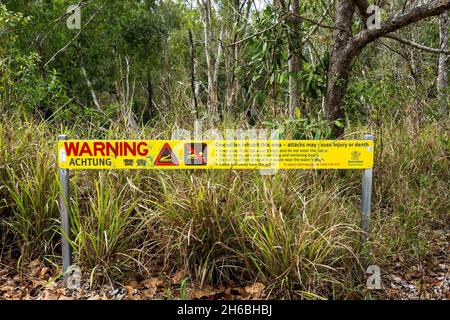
[1,114,449,298]
[0,4,71,117]
[70,173,146,282]
[0,119,59,260]
[372,124,449,260]
[238,6,287,110]
[1,0,450,300]
[263,115,338,140]
[299,58,327,101]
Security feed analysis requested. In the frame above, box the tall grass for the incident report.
[70,173,147,284]
[0,120,59,261]
[0,115,448,298]
[371,121,450,260]
[141,170,363,298]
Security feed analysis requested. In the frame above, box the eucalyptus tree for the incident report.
[325,0,450,136]
[438,11,449,115]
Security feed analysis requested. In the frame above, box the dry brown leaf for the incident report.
[124,285,134,296]
[4,291,24,300]
[222,292,233,300]
[56,288,67,296]
[192,286,220,299]
[230,287,247,297]
[126,278,142,289]
[171,271,184,284]
[29,260,40,269]
[31,280,48,289]
[39,267,50,278]
[143,277,163,289]
[42,291,60,300]
[0,286,14,292]
[244,282,265,295]
[142,288,156,299]
[13,274,22,282]
[404,270,422,281]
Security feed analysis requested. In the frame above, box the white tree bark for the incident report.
[199,0,219,115]
[288,0,303,117]
[438,11,449,115]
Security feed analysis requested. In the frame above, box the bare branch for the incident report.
[39,0,91,45]
[351,0,450,52]
[306,0,334,39]
[383,33,450,54]
[227,15,288,46]
[43,6,103,68]
[292,12,348,33]
[227,7,350,48]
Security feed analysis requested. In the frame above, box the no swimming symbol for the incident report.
[184,143,207,166]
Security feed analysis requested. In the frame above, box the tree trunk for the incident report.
[143,72,153,123]
[200,0,218,115]
[214,26,224,118]
[287,0,303,117]
[80,65,101,112]
[324,0,450,136]
[438,11,449,116]
[225,0,251,116]
[325,0,355,137]
[188,29,199,119]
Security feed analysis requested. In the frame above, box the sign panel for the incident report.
[57,140,374,170]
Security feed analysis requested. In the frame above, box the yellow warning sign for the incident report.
[57,140,374,170]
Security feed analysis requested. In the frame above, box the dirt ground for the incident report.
[1,230,448,300]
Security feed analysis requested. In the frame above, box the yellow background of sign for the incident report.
[58,140,374,170]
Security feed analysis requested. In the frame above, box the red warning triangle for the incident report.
[154,143,179,166]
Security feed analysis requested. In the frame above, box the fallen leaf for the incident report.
[42,291,60,300]
[142,288,156,299]
[29,260,40,269]
[230,287,246,297]
[13,274,22,282]
[124,285,134,296]
[0,286,14,292]
[126,278,143,289]
[143,277,163,289]
[56,288,67,295]
[192,286,221,299]
[172,271,184,284]
[404,270,422,281]
[39,267,50,278]
[244,282,265,295]
[32,280,48,289]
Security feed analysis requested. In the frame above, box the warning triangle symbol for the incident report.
[154,143,179,166]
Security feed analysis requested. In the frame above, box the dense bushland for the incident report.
[1,115,448,298]
[1,1,449,299]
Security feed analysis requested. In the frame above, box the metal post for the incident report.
[361,134,375,244]
[58,134,72,273]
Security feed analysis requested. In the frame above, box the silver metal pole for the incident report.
[58,134,72,273]
[361,134,375,244]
